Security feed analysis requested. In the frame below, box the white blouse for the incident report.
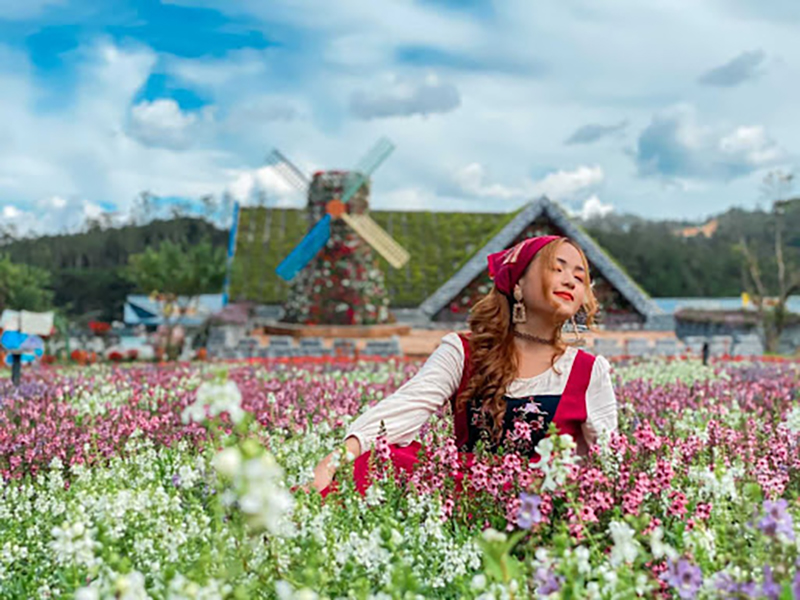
[345,332,618,453]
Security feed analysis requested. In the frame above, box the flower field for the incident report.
[1,356,800,599]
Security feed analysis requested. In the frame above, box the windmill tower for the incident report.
[268,138,410,326]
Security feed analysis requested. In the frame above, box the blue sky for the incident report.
[1,0,799,234]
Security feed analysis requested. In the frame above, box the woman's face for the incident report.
[516,242,587,322]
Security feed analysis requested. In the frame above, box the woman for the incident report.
[311,235,618,495]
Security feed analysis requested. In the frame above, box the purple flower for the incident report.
[714,572,736,594]
[521,400,546,415]
[762,566,780,600]
[662,559,703,600]
[758,499,795,541]
[172,473,182,487]
[715,572,761,599]
[535,567,561,597]
[793,570,800,600]
[737,581,758,598]
[517,492,543,529]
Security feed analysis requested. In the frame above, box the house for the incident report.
[229,197,670,330]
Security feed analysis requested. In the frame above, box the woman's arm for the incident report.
[310,332,465,492]
[581,355,618,447]
[343,332,465,452]
[311,436,362,493]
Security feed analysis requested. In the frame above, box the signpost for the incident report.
[1,331,43,386]
[0,310,51,387]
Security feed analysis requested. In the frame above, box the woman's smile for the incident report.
[553,291,574,302]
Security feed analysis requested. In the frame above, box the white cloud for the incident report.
[350,73,460,120]
[47,196,68,209]
[453,163,523,199]
[531,166,605,201]
[635,104,787,181]
[2,205,24,219]
[576,195,614,220]
[0,40,250,233]
[82,200,104,221]
[129,99,206,149]
[719,125,784,166]
[4,0,800,230]
[226,166,303,206]
[453,163,604,206]
[378,187,441,211]
[167,49,269,88]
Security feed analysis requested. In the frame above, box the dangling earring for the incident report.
[512,288,527,324]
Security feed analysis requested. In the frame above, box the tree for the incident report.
[0,254,54,311]
[125,240,226,359]
[738,170,800,353]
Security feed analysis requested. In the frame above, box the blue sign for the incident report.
[19,335,44,357]
[1,331,27,351]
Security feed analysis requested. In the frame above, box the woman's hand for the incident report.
[310,455,336,492]
[308,436,362,493]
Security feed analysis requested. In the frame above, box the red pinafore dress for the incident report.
[321,333,596,498]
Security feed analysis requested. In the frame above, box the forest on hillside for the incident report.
[583,200,800,298]
[2,199,798,320]
[3,218,227,321]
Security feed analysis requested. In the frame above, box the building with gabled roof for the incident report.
[229,196,671,330]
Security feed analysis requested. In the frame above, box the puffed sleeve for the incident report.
[581,355,618,447]
[344,332,465,452]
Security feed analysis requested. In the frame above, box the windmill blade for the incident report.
[340,137,395,205]
[341,213,410,269]
[276,214,332,281]
[265,149,311,192]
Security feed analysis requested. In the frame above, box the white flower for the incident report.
[608,520,640,566]
[237,453,294,535]
[50,521,99,569]
[183,379,245,425]
[275,580,319,600]
[75,588,99,600]
[649,526,678,561]
[481,528,507,543]
[781,406,800,435]
[213,447,243,479]
[471,574,487,591]
[364,485,385,507]
[575,545,591,574]
[115,571,149,600]
[180,403,206,425]
[539,435,579,492]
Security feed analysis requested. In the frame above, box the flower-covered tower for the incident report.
[282,171,393,325]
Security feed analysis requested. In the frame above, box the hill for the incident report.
[3,218,226,321]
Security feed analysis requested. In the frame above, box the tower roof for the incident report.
[417,196,664,324]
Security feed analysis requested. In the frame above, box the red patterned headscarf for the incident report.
[487,235,562,295]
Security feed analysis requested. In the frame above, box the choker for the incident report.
[512,329,555,345]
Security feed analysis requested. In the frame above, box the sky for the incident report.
[1,0,799,234]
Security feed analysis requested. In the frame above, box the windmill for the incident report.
[266,138,411,325]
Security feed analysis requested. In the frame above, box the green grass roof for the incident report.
[229,207,522,307]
